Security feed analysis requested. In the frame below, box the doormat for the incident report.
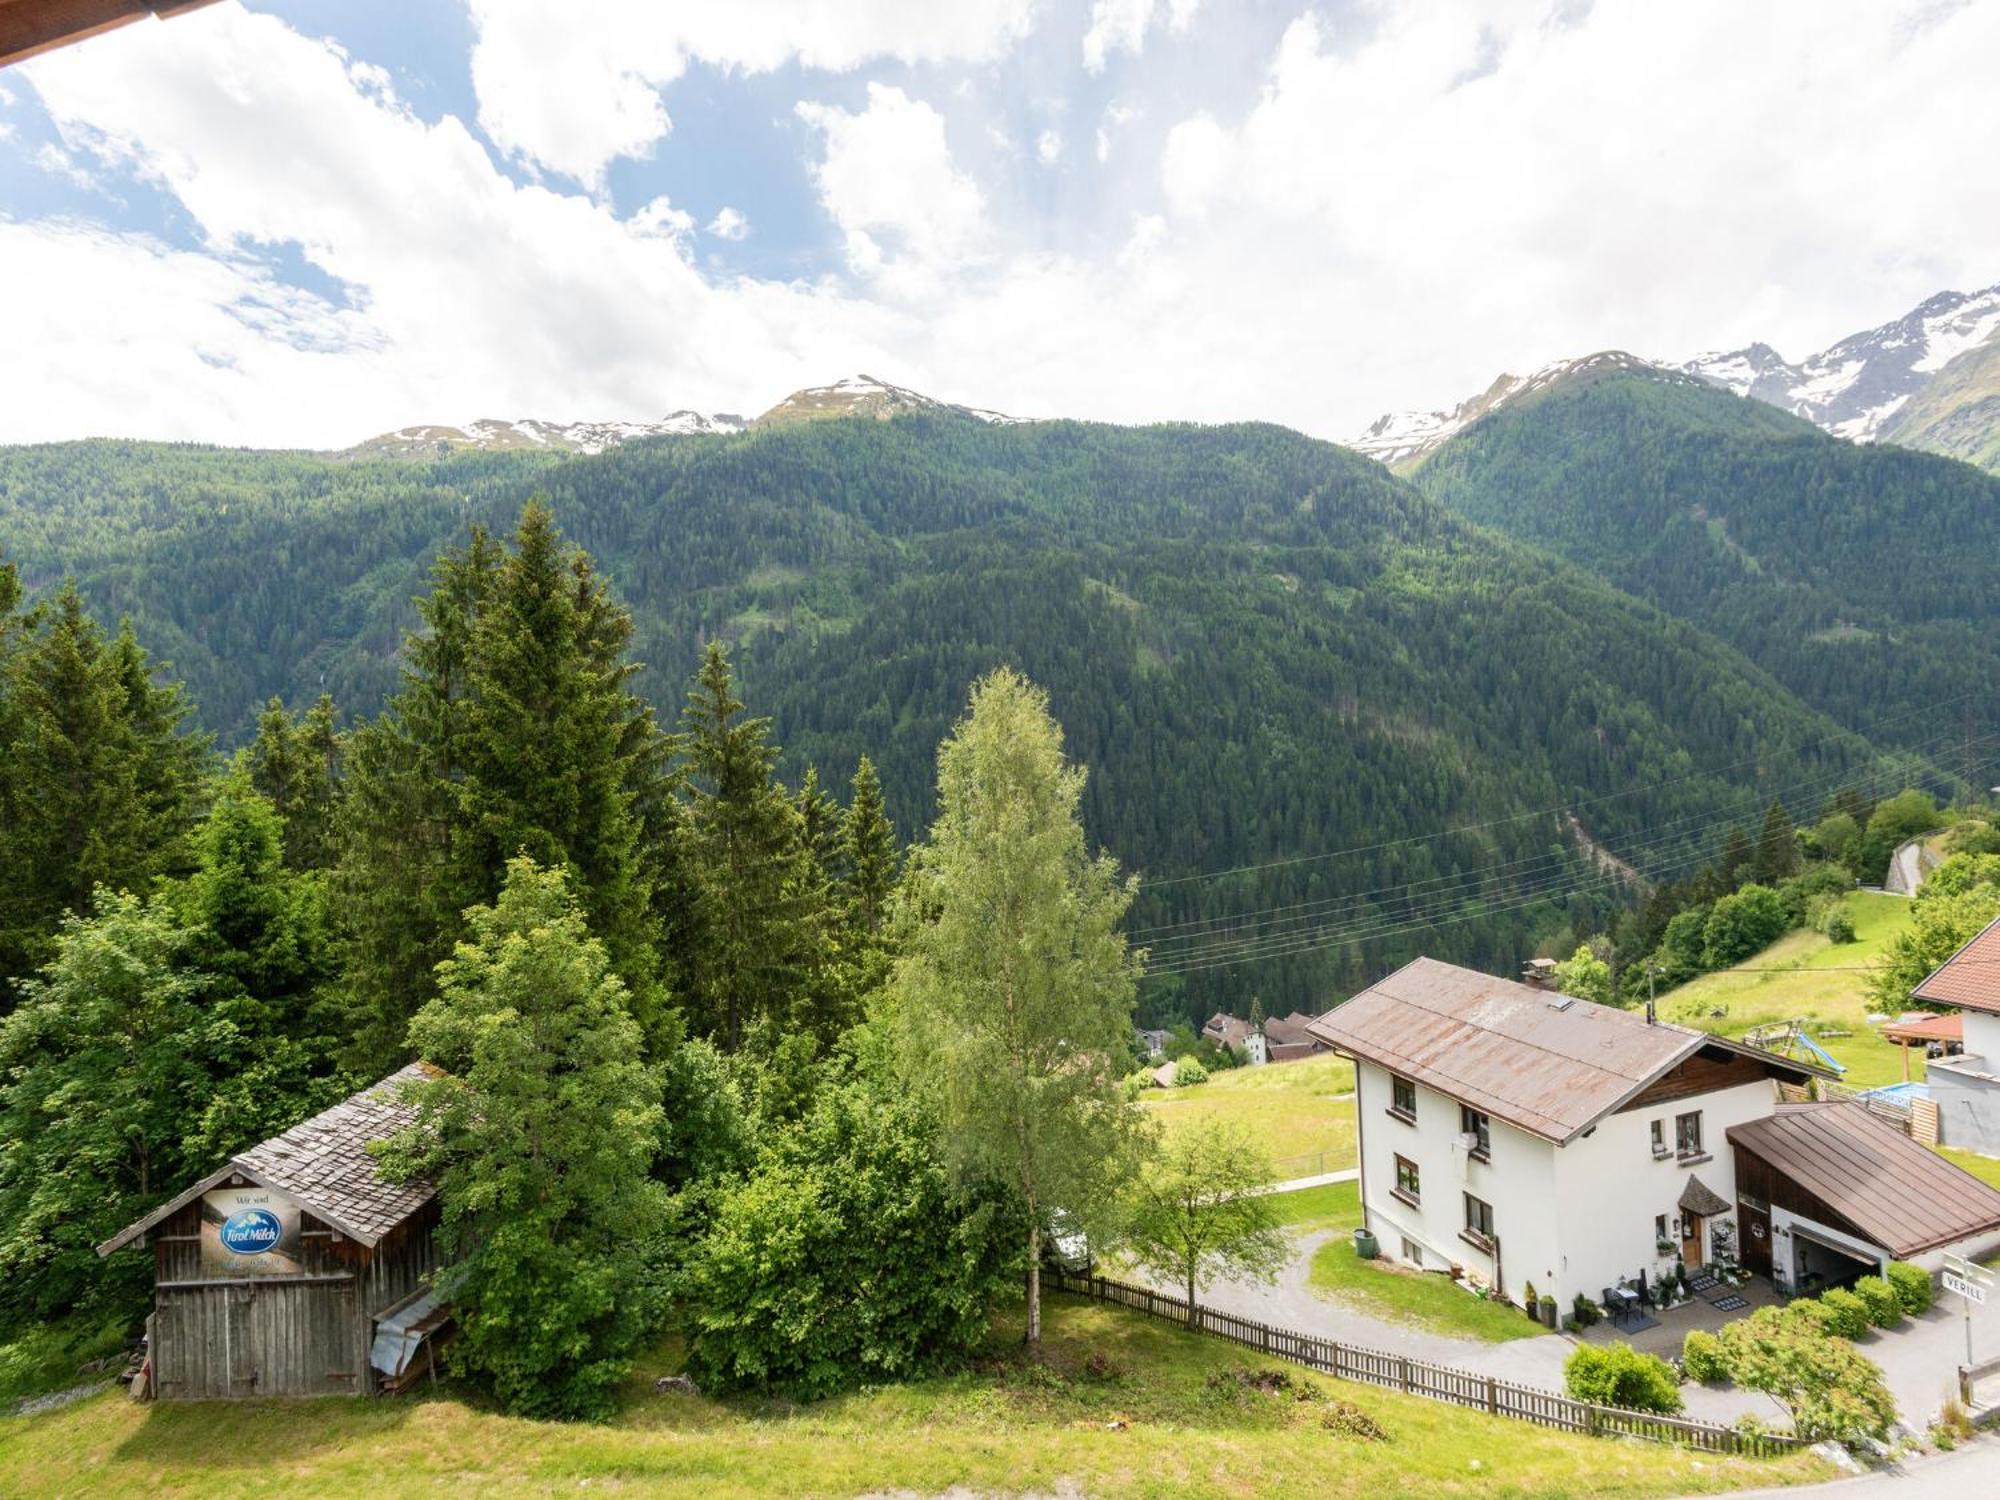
[1710,1294,1748,1311]
[1686,1272,1719,1293]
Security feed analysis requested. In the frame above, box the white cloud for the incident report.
[1036,128,1064,165]
[795,84,986,283]
[1095,100,1139,162]
[466,0,1042,186]
[706,206,749,240]
[9,0,2000,452]
[1082,0,1200,72]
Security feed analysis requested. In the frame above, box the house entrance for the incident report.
[1680,1213,1704,1270]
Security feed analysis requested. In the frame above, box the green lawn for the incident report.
[1656,891,1920,1088]
[1938,1145,2000,1191]
[1307,1240,1547,1343]
[1264,1179,1364,1232]
[1142,1052,1358,1178]
[0,1297,1826,1499]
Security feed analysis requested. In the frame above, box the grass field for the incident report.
[1141,1052,1357,1177]
[0,1297,1826,1499]
[1264,1180,1364,1232]
[1307,1240,1549,1344]
[1655,891,1919,1088]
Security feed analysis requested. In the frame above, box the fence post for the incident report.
[1399,1355,1411,1392]
[1485,1375,1497,1414]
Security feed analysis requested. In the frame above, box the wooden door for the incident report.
[1739,1199,1771,1276]
[1681,1213,1704,1270]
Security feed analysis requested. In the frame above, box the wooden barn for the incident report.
[98,1063,448,1399]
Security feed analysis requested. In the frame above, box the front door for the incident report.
[1739,1198,1772,1276]
[1681,1213,1704,1269]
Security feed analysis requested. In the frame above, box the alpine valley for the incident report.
[1,362,1968,1022]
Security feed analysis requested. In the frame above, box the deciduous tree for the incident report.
[1123,1120,1287,1308]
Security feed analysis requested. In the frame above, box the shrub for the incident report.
[1563,1342,1683,1414]
[1571,1292,1602,1328]
[1717,1305,1895,1444]
[1703,884,1789,967]
[1172,1055,1209,1087]
[1681,1329,1729,1384]
[1523,1280,1538,1319]
[1852,1275,1904,1329]
[1822,908,1857,944]
[1816,1287,1871,1339]
[1886,1261,1934,1315]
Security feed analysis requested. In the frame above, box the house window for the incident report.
[1393,1154,1422,1206]
[1460,1105,1491,1159]
[1675,1111,1705,1159]
[1650,1119,1668,1158]
[1401,1236,1424,1266]
[1655,1213,1669,1248]
[1390,1074,1417,1121]
[1463,1192,1495,1247]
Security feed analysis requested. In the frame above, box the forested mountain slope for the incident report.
[1410,369,2000,747]
[0,416,1922,1018]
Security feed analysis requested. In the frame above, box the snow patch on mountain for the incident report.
[343,410,748,458]
[751,374,1021,429]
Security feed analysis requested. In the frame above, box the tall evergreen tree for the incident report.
[1753,799,1801,883]
[0,585,206,991]
[1718,825,1756,888]
[246,694,345,871]
[838,755,898,938]
[888,668,1147,1343]
[678,642,828,1051]
[335,508,663,1070]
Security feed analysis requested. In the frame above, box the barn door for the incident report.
[1738,1197,1772,1276]
[227,1286,258,1395]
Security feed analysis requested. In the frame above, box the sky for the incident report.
[2,0,1997,450]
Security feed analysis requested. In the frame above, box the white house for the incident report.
[1306,958,1825,1312]
[1912,915,2000,1156]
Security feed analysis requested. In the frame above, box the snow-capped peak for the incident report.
[751,373,1021,428]
[1682,283,2000,442]
[341,410,747,459]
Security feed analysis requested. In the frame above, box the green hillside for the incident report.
[1881,336,2000,475]
[1410,369,2000,748]
[0,416,1920,1018]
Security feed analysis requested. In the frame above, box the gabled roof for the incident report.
[1911,914,2000,1015]
[1263,1013,1324,1047]
[1306,957,1824,1144]
[1679,1174,1730,1218]
[1728,1101,2000,1256]
[99,1063,440,1256]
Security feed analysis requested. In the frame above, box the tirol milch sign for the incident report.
[199,1185,305,1276]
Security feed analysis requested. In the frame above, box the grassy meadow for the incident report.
[1655,890,1920,1088]
[0,1296,1828,1499]
[1140,1051,1357,1178]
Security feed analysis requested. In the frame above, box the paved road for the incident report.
[1675,1435,2000,1498]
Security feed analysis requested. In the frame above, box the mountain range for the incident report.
[1354,282,2000,473]
[339,374,1017,458]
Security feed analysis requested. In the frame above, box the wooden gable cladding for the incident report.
[0,0,220,70]
[1615,1046,1774,1112]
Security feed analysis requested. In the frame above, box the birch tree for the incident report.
[1123,1120,1288,1309]
[889,668,1146,1343]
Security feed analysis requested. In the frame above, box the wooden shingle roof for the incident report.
[99,1063,440,1256]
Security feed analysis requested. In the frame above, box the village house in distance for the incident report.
[1909,912,2000,1155]
[97,1065,448,1400]
[1307,957,2000,1314]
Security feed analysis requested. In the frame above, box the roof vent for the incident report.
[1547,995,1575,1012]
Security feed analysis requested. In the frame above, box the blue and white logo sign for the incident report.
[219,1208,284,1255]
[201,1187,302,1276]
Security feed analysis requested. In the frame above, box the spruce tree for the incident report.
[1753,799,1800,883]
[0,585,206,991]
[335,508,662,1071]
[1719,825,1756,888]
[246,694,344,871]
[839,755,899,937]
[678,642,828,1051]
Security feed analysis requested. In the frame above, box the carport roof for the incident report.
[1728,1101,2000,1257]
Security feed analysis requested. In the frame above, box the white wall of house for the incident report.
[1354,1060,1557,1304]
[1964,1011,2000,1062]
[1354,1060,1781,1311]
[1547,1078,1776,1308]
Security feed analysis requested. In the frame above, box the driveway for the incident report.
[1149,1228,1780,1425]
[1675,1435,2000,1499]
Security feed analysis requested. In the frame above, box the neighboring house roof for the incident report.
[1728,1101,2000,1256]
[1911,915,2000,1015]
[1203,1013,1255,1044]
[1882,1011,1963,1045]
[1263,1013,1324,1048]
[1679,1174,1731,1218]
[1306,957,1824,1144]
[1151,1061,1180,1088]
[99,1063,441,1256]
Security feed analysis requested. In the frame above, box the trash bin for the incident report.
[1353,1227,1378,1260]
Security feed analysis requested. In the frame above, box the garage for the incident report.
[1728,1100,2000,1295]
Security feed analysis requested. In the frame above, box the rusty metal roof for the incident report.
[1306,957,1819,1143]
[1882,1010,1963,1045]
[99,1064,440,1256]
[1728,1101,2000,1256]
[1911,915,2000,1015]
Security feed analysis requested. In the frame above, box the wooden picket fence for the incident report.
[1043,1265,1802,1457]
